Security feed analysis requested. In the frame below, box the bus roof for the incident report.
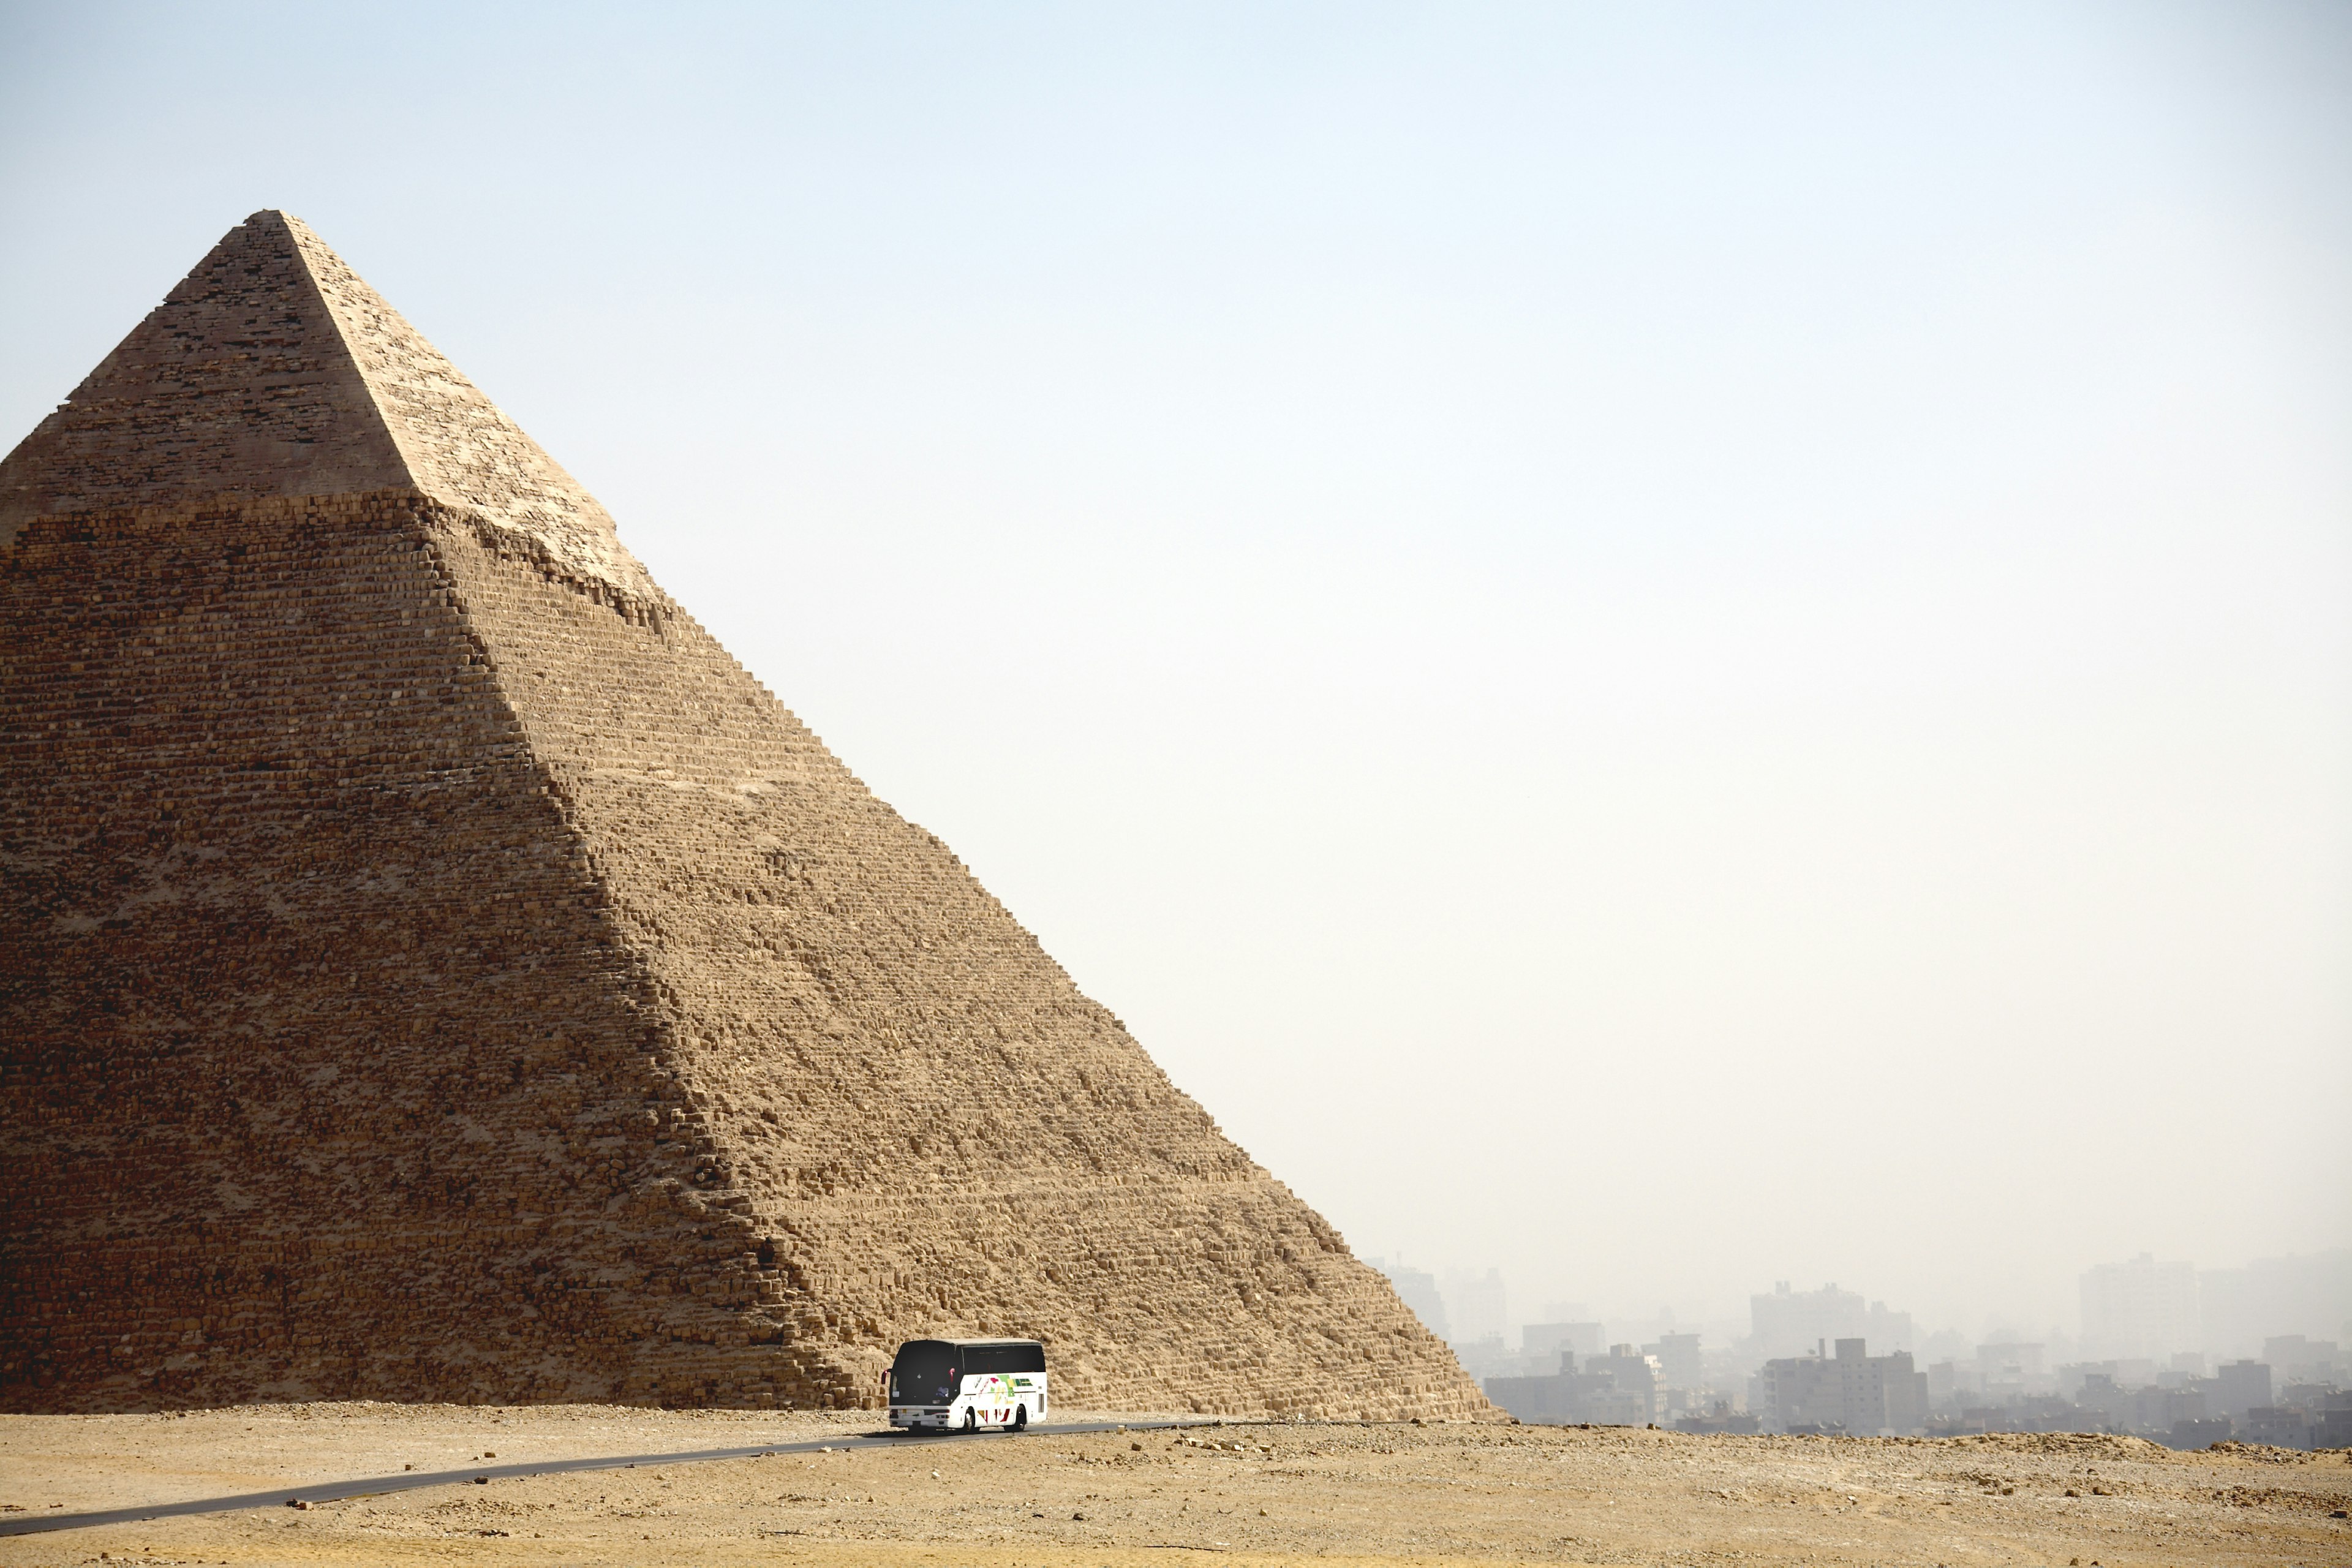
[895,1336,1044,1349]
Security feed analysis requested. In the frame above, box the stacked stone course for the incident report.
[1,211,1488,1420]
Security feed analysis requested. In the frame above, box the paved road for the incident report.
[0,1417,1221,1537]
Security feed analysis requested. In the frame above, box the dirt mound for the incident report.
[1932,1430,2174,1461]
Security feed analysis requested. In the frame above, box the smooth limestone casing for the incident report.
[0,212,1487,1420]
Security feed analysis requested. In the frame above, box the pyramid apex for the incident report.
[0,212,408,545]
[230,208,303,240]
[1,213,650,601]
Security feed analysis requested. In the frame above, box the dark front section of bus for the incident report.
[888,1340,962,1428]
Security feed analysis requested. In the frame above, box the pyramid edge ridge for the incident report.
[276,211,429,500]
[277,215,658,605]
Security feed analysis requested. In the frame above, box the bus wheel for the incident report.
[1013,1404,1028,1431]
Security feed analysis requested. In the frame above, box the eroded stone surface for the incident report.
[0,213,1485,1421]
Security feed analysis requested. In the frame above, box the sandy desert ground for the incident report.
[2,1403,2346,1568]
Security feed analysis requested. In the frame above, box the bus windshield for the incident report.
[890,1341,959,1405]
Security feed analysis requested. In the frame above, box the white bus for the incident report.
[887,1338,1048,1431]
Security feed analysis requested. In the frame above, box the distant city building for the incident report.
[1751,1282,1861,1359]
[1864,1302,1917,1355]
[2198,1250,2352,1359]
[1481,1367,1567,1425]
[2261,1335,2342,1385]
[1975,1341,2052,1400]
[2060,1358,2157,1398]
[2212,1359,2272,1421]
[1644,1332,1705,1390]
[1749,1282,1915,1359]
[1484,1344,1658,1427]
[1374,1260,1451,1342]
[1450,1333,1514,1382]
[2239,1405,2315,1449]
[2128,1383,2210,1434]
[1757,1338,1927,1436]
[1523,1321,1604,1365]
[2070,1372,2127,1427]
[2320,1392,2352,1450]
[2079,1253,2199,1360]
[1446,1268,1508,1346]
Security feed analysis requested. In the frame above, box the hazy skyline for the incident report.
[4,1,2347,1338]
[1376,1246,2352,1357]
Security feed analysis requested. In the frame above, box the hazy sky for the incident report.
[4,1,2347,1342]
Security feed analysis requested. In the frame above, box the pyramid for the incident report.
[0,211,1488,1418]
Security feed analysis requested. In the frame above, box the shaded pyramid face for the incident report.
[0,212,1487,1418]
